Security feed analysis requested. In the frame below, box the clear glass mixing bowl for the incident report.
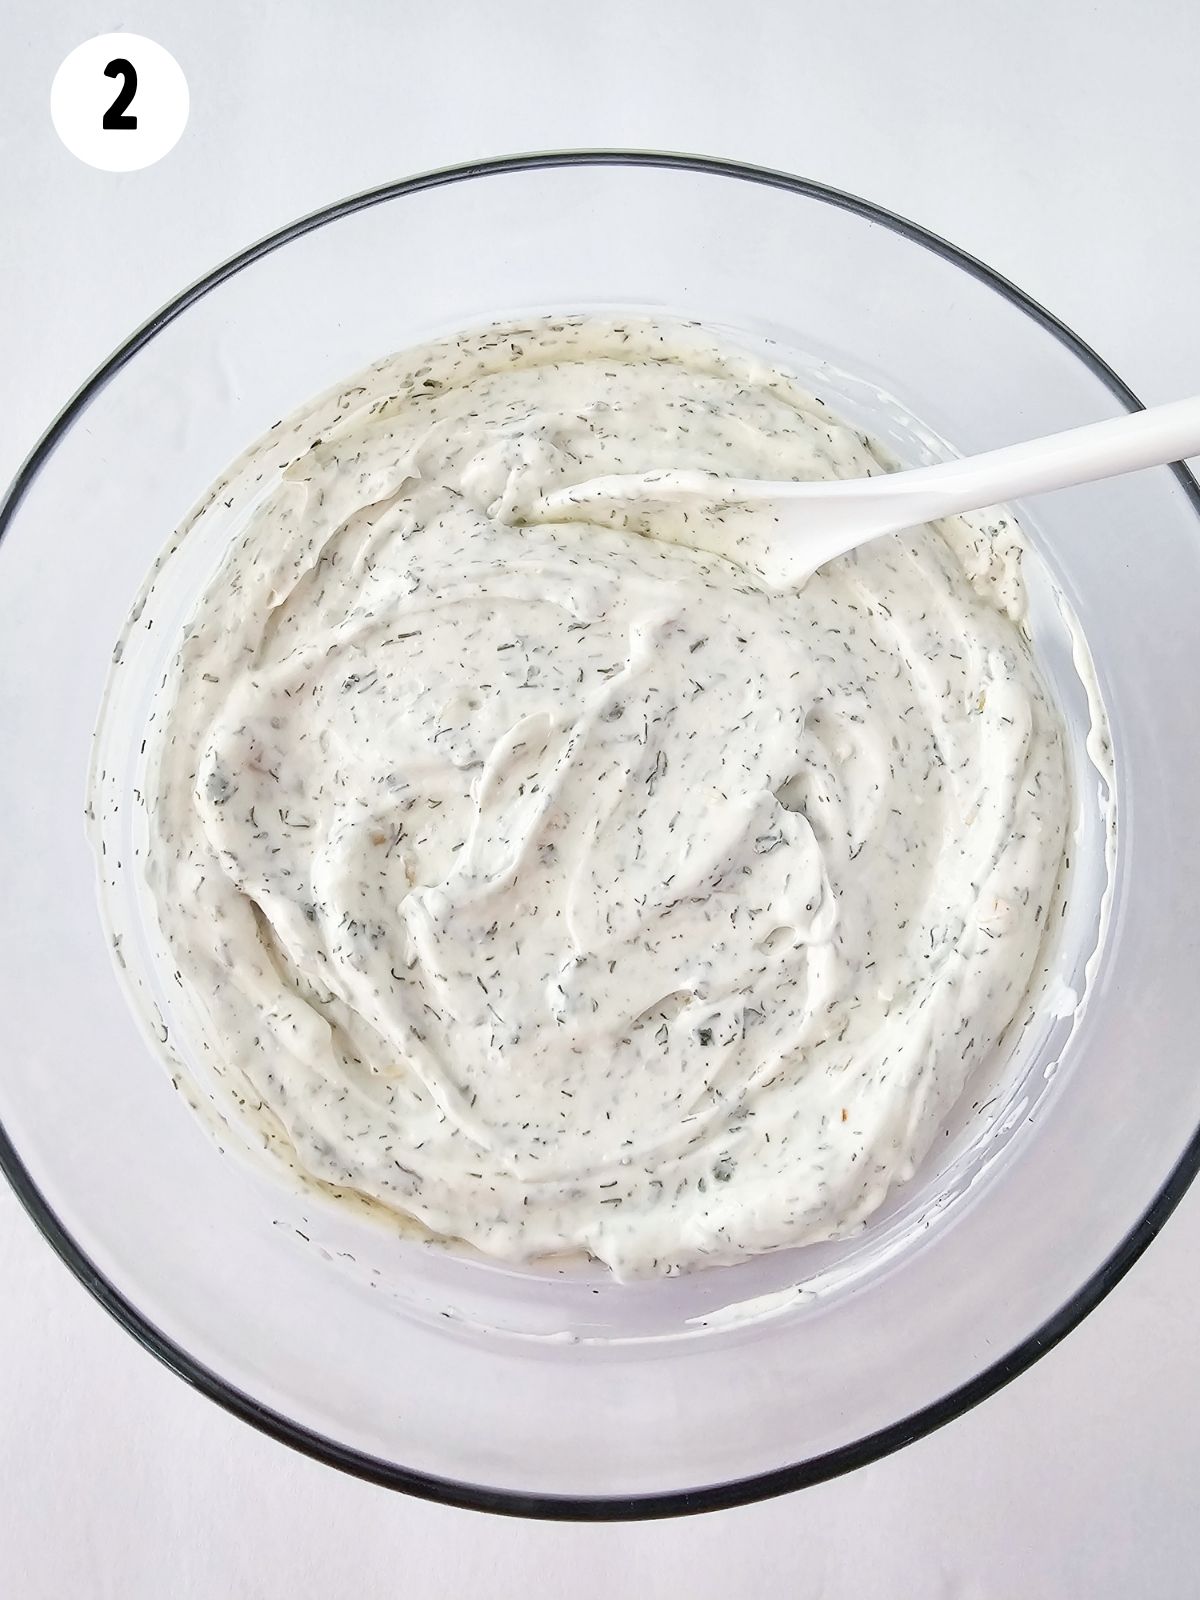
[2,153,1199,1520]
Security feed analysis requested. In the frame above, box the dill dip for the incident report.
[138,317,1069,1278]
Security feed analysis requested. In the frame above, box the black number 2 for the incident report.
[102,58,138,130]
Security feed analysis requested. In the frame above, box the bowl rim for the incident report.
[3,147,1199,1522]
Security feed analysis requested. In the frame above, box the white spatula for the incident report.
[530,396,1200,581]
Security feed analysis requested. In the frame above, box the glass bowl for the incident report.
[2,152,1199,1520]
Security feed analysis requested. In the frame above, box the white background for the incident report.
[2,2,1199,1593]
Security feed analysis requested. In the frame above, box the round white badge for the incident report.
[51,34,189,172]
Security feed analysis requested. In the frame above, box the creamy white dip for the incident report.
[137,317,1068,1278]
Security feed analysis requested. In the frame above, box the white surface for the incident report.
[2,0,1199,1592]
